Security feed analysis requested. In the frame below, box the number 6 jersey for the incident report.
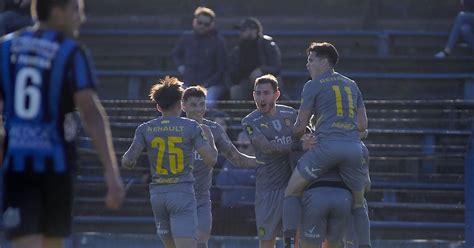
[0,29,97,173]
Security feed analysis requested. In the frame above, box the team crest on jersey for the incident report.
[284,118,291,127]
[271,120,282,131]
[245,125,253,135]
[258,227,266,237]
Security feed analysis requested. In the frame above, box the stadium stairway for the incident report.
[73,99,473,241]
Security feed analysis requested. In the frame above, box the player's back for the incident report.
[0,28,94,173]
[138,116,207,193]
[301,71,363,142]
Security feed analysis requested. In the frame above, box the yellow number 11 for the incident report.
[331,85,354,118]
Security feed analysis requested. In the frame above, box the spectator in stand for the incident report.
[172,6,227,107]
[0,0,33,36]
[435,0,474,58]
[229,17,285,100]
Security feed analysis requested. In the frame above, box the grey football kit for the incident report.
[132,116,208,238]
[242,104,297,240]
[297,71,366,192]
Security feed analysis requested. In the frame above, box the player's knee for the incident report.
[259,239,276,248]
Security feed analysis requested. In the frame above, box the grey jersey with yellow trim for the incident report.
[300,71,364,141]
[133,116,208,185]
[193,118,226,197]
[242,104,297,191]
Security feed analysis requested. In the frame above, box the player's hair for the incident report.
[307,42,339,67]
[254,74,279,92]
[182,85,207,102]
[194,6,216,21]
[31,0,71,21]
[149,76,184,111]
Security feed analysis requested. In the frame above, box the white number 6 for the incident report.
[15,67,42,119]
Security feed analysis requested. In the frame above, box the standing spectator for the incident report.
[172,6,227,107]
[229,17,283,100]
[0,0,33,36]
[434,0,474,58]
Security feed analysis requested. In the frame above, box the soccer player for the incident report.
[241,74,315,248]
[122,77,218,248]
[0,0,125,247]
[300,141,370,248]
[181,85,257,248]
[282,42,371,248]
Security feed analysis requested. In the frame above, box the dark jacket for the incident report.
[229,35,282,84]
[172,29,227,87]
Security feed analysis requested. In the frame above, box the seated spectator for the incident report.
[215,130,256,207]
[434,0,474,58]
[172,6,227,107]
[0,0,32,36]
[228,17,285,100]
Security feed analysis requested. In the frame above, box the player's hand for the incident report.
[301,134,316,150]
[105,172,125,209]
[178,65,186,75]
[200,124,213,140]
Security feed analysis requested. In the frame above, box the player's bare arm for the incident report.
[293,109,312,139]
[122,139,145,169]
[198,124,218,167]
[357,106,368,139]
[74,89,125,209]
[250,130,315,155]
[218,131,257,168]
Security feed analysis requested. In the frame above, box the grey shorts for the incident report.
[300,187,352,244]
[297,140,366,191]
[196,195,212,236]
[255,188,285,240]
[150,191,197,238]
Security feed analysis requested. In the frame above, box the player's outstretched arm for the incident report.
[198,124,218,168]
[218,131,257,168]
[75,89,124,209]
[122,137,145,169]
[293,109,312,139]
[357,106,368,139]
[249,131,315,155]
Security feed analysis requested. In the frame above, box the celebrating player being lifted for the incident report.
[241,74,316,248]
[122,77,218,248]
[282,42,371,248]
[181,85,256,248]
